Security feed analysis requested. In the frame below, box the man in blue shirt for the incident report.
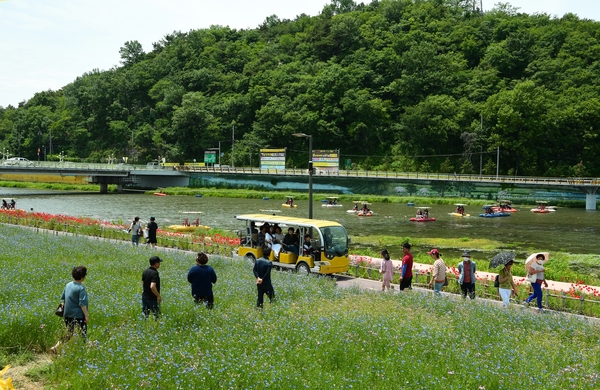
[187,252,217,309]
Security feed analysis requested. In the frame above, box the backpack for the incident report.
[494,275,500,288]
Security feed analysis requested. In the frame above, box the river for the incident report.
[1,187,597,255]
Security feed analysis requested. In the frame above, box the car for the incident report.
[2,157,34,167]
[146,161,162,169]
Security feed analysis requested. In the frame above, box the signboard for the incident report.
[260,148,286,171]
[312,150,339,172]
[204,150,217,164]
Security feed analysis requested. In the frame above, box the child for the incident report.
[379,249,394,291]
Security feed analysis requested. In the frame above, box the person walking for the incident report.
[253,247,275,308]
[51,266,89,353]
[399,242,413,291]
[457,250,477,299]
[147,216,158,248]
[187,253,217,309]
[427,249,447,296]
[379,249,394,291]
[498,260,518,307]
[130,216,142,246]
[525,253,548,312]
[142,256,162,319]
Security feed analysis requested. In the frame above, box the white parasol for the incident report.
[525,252,549,266]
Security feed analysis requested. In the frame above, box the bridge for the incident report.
[0,161,189,192]
[1,162,598,209]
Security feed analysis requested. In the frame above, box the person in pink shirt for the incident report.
[399,243,413,291]
[379,249,394,291]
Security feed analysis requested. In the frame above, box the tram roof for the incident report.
[236,214,344,229]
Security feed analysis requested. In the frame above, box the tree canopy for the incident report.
[1,0,600,176]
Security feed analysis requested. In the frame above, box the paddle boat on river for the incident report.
[490,200,518,213]
[168,218,210,231]
[322,196,342,207]
[347,201,361,214]
[531,201,556,213]
[450,203,470,218]
[479,205,511,218]
[410,207,436,222]
[357,201,374,217]
[282,196,297,208]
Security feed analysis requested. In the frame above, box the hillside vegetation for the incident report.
[1,0,600,176]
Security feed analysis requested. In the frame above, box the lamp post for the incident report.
[292,133,313,219]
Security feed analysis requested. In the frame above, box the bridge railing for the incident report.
[1,161,175,171]
[177,166,600,186]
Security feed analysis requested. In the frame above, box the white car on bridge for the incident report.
[2,157,34,167]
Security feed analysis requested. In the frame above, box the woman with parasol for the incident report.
[524,253,549,311]
[490,252,518,307]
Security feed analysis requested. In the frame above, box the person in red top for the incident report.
[457,250,477,299]
[399,242,413,291]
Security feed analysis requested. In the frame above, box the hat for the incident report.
[461,250,471,257]
[149,256,163,265]
[428,248,440,255]
[150,216,155,221]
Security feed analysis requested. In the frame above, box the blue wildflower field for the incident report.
[0,225,599,389]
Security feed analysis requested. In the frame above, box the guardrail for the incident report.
[178,166,600,187]
[346,263,600,317]
[2,161,598,186]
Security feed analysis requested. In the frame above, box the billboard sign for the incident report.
[312,150,339,172]
[260,148,286,171]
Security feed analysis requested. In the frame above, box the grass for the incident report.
[1,224,600,388]
[0,180,117,192]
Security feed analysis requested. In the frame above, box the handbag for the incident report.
[55,303,64,317]
[443,277,449,287]
[526,273,537,283]
[494,275,500,288]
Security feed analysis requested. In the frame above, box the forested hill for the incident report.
[1,0,600,176]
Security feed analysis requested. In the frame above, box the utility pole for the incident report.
[479,114,483,177]
[231,124,235,168]
[496,146,500,178]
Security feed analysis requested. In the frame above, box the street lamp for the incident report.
[292,133,313,219]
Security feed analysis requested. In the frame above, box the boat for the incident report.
[263,197,270,200]
[450,203,469,217]
[282,195,297,208]
[479,212,511,218]
[490,200,518,213]
[322,196,342,207]
[153,192,167,196]
[406,202,414,206]
[410,217,436,222]
[195,194,203,198]
[450,212,470,218]
[356,201,374,216]
[347,200,362,213]
[531,201,556,213]
[410,206,434,222]
[168,224,210,232]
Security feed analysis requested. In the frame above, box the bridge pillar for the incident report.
[99,183,108,194]
[117,184,124,193]
[584,187,599,210]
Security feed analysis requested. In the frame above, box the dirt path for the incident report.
[3,355,52,389]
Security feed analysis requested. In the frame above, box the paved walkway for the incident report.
[349,255,600,296]
[334,274,600,323]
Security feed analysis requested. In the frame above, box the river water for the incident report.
[1,187,597,255]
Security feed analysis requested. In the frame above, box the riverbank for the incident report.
[149,186,592,208]
[0,180,115,193]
